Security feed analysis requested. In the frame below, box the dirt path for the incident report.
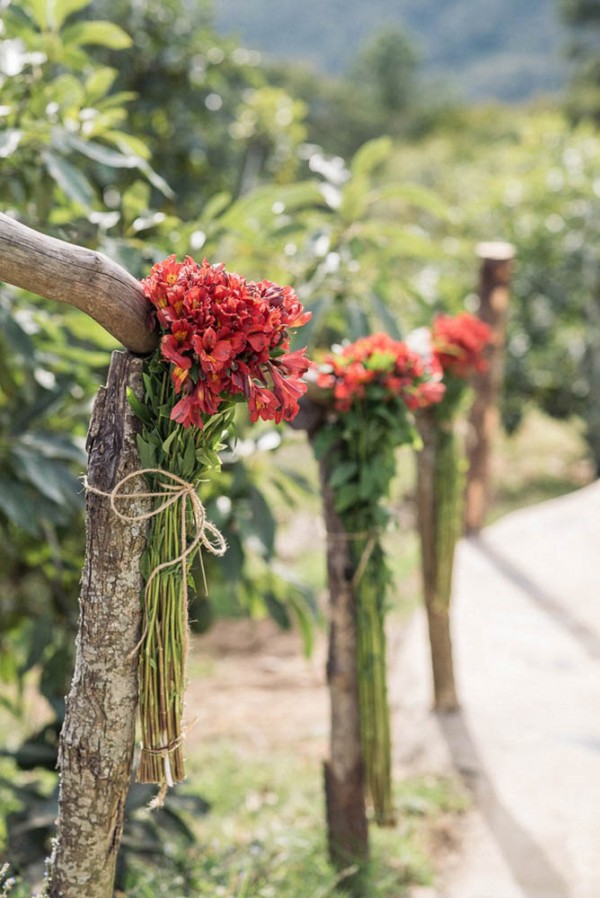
[401,480,600,898]
[190,481,600,897]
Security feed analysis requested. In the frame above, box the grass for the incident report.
[118,743,467,898]
[488,408,594,523]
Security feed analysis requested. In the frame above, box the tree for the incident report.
[561,0,600,122]
[350,27,419,115]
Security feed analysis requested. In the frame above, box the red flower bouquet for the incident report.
[431,311,492,380]
[131,255,311,798]
[311,331,444,825]
[316,332,445,414]
[142,255,311,428]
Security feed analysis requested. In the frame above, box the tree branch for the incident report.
[0,213,157,354]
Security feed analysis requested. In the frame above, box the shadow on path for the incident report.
[470,535,600,662]
[438,711,571,898]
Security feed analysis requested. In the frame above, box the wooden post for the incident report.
[465,242,515,533]
[319,454,369,872]
[290,398,369,873]
[47,352,152,898]
[0,215,156,897]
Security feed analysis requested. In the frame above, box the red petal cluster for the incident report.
[141,256,311,428]
[316,332,445,413]
[431,312,493,379]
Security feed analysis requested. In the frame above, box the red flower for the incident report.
[316,333,444,414]
[141,256,312,429]
[431,313,493,379]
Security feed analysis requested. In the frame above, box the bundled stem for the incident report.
[353,538,394,825]
[416,409,463,711]
[137,502,187,785]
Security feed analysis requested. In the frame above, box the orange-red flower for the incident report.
[142,256,312,428]
[431,312,493,379]
[315,332,444,413]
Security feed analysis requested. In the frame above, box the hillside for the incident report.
[212,0,569,101]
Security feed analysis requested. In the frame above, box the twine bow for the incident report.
[85,467,227,655]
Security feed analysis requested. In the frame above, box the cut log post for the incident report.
[319,453,369,871]
[0,212,157,354]
[465,241,515,533]
[46,351,152,898]
[290,397,369,872]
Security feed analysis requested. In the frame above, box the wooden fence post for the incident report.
[47,352,151,898]
[318,454,369,872]
[465,241,515,533]
[0,214,156,897]
[290,399,369,874]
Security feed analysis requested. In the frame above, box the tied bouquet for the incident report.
[313,332,444,824]
[128,255,311,796]
[413,310,493,710]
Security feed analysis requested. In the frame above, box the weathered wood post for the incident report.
[0,213,157,898]
[290,398,369,875]
[465,241,515,533]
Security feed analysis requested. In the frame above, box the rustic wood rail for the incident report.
[0,212,157,354]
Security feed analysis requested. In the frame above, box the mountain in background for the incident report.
[213,0,569,101]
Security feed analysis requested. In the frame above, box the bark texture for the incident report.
[317,451,369,870]
[47,351,151,898]
[416,409,460,712]
[0,212,157,354]
[465,242,514,533]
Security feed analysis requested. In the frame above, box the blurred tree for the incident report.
[561,0,600,122]
[350,26,419,115]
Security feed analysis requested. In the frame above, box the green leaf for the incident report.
[20,617,54,676]
[42,151,95,209]
[62,21,132,49]
[247,485,276,557]
[0,129,23,159]
[350,136,392,180]
[264,593,291,630]
[53,0,92,28]
[368,182,449,219]
[0,476,39,534]
[369,293,403,339]
[65,135,140,169]
[127,387,153,425]
[21,0,49,29]
[136,435,157,469]
[328,461,358,489]
[85,66,118,103]
[12,447,81,507]
[333,482,360,513]
[311,426,337,460]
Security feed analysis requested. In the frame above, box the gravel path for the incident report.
[400,480,600,898]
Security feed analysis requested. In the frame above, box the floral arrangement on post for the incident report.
[413,311,493,711]
[313,333,444,826]
[121,255,311,799]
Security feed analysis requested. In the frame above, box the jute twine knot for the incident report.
[84,467,227,657]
